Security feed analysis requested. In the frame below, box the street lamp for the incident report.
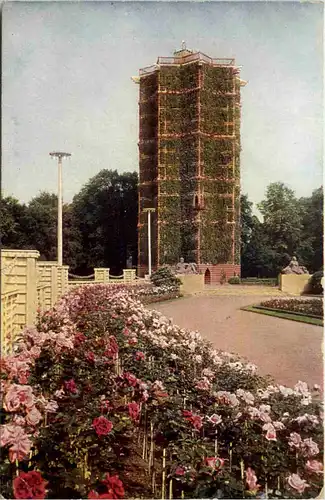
[49,152,71,266]
[143,208,155,276]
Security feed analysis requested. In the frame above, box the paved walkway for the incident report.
[148,293,323,389]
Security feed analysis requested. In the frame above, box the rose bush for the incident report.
[259,298,323,318]
[0,284,323,499]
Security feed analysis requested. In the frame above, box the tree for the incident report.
[296,186,323,272]
[72,170,138,275]
[240,194,255,254]
[17,192,82,270]
[240,194,275,277]
[22,192,58,260]
[0,196,28,248]
[257,182,302,275]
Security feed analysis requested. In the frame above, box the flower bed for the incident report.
[260,298,323,318]
[0,285,323,499]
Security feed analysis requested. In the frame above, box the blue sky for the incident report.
[2,1,324,214]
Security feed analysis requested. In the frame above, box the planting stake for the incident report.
[162,448,166,499]
[240,459,244,480]
[214,431,218,456]
[142,431,147,460]
[149,421,154,473]
[169,479,173,499]
[229,442,232,470]
[181,491,184,499]
[152,471,156,495]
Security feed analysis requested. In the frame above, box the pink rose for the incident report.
[205,457,225,470]
[265,428,277,441]
[0,424,17,447]
[8,427,32,462]
[29,346,41,360]
[245,467,260,492]
[4,384,35,412]
[196,378,211,391]
[135,351,145,361]
[287,473,310,493]
[301,438,320,457]
[273,421,285,430]
[175,466,185,476]
[259,412,272,423]
[288,432,302,449]
[207,414,222,425]
[45,400,58,413]
[26,407,42,426]
[305,460,323,474]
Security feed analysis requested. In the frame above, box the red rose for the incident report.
[191,415,203,430]
[135,351,145,361]
[128,337,138,345]
[175,466,185,476]
[205,457,225,470]
[93,416,113,436]
[128,402,140,422]
[85,351,95,363]
[74,332,86,345]
[102,474,125,499]
[104,336,119,358]
[88,490,99,499]
[183,410,193,419]
[13,471,47,499]
[64,379,77,394]
[123,372,138,387]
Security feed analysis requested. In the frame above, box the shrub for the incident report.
[228,276,241,285]
[0,285,323,499]
[150,266,181,290]
[307,271,324,296]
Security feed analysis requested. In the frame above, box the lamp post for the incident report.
[143,208,155,276]
[49,152,71,266]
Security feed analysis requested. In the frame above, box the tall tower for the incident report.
[135,46,246,283]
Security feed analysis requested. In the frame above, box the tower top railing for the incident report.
[139,52,236,76]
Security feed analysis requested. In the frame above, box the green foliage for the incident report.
[0,196,29,248]
[228,276,241,284]
[150,266,181,289]
[0,193,82,270]
[257,183,302,273]
[72,169,138,275]
[296,187,323,273]
[307,270,324,296]
[241,185,323,278]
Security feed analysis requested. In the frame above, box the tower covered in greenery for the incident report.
[136,47,246,282]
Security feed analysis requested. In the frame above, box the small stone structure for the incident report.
[281,256,309,275]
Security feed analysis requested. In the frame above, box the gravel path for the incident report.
[147,294,323,389]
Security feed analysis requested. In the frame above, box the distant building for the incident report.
[134,46,246,283]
